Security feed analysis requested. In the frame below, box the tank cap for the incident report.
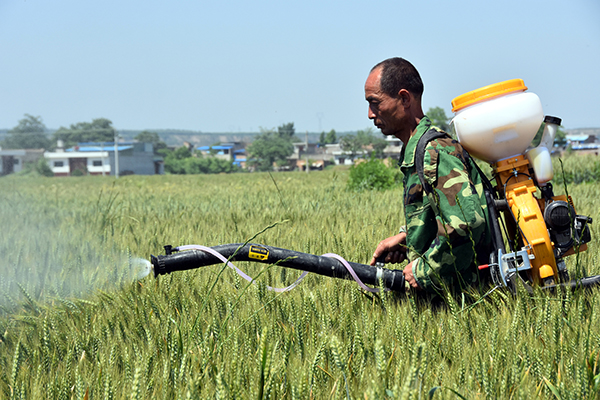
[451,79,528,113]
[544,115,562,126]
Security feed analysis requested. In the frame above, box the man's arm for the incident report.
[370,233,421,289]
[369,232,407,266]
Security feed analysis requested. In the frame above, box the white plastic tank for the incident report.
[451,79,544,164]
[526,146,553,184]
[524,116,562,185]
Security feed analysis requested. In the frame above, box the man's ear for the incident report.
[397,89,412,107]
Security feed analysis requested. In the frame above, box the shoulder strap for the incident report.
[415,128,449,194]
[415,127,496,197]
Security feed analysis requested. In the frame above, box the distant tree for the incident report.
[554,127,567,147]
[318,129,337,146]
[2,114,51,149]
[134,130,167,154]
[427,107,450,132]
[370,137,388,158]
[183,156,238,174]
[358,128,388,157]
[325,129,337,144]
[277,122,295,139]
[347,156,401,191]
[172,146,192,160]
[163,145,193,174]
[339,134,363,158]
[35,158,54,177]
[318,132,327,147]
[162,147,238,175]
[340,128,387,158]
[53,118,116,148]
[247,125,295,171]
[134,130,160,143]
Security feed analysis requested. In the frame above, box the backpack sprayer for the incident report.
[451,79,595,292]
[149,79,600,294]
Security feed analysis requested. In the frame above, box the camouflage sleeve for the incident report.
[411,144,487,292]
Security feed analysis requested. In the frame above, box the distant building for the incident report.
[382,136,403,159]
[565,133,600,155]
[0,148,45,176]
[287,142,332,170]
[322,143,365,166]
[197,142,246,168]
[232,149,247,168]
[566,134,597,145]
[44,141,163,177]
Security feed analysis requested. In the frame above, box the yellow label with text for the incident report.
[249,245,269,261]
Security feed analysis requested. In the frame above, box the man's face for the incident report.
[364,68,407,139]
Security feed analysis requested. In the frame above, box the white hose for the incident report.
[320,253,382,293]
[175,245,383,293]
[176,244,308,292]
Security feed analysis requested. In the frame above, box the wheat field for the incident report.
[1,160,599,399]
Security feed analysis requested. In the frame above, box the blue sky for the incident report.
[1,0,599,133]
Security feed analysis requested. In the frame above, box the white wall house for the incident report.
[323,143,365,165]
[44,142,163,177]
[45,150,111,176]
[0,149,45,176]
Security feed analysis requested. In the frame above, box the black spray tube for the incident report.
[151,243,406,292]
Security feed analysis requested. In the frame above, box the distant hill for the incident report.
[4,126,598,148]
[118,130,355,147]
[121,127,600,147]
[0,128,331,148]
[118,129,259,146]
[565,127,600,137]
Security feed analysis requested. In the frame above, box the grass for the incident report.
[0,163,599,399]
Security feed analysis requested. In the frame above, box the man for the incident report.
[366,57,492,293]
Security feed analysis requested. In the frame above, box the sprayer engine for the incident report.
[544,200,592,256]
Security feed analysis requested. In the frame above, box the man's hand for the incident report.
[403,262,420,289]
[369,233,408,266]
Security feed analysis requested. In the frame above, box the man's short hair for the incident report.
[372,57,424,99]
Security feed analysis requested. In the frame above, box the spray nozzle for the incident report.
[164,245,175,255]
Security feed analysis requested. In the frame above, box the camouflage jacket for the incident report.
[399,116,492,292]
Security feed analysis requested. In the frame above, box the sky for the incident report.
[1,0,599,134]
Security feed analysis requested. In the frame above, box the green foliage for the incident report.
[277,122,296,139]
[426,106,450,132]
[35,157,54,177]
[2,114,51,149]
[318,129,337,146]
[182,156,238,174]
[53,118,116,148]
[346,157,401,191]
[555,127,567,146]
[134,130,167,154]
[162,146,191,173]
[247,124,296,171]
[163,146,238,174]
[339,133,363,157]
[325,129,337,144]
[340,128,388,158]
[0,169,598,399]
[553,155,600,185]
